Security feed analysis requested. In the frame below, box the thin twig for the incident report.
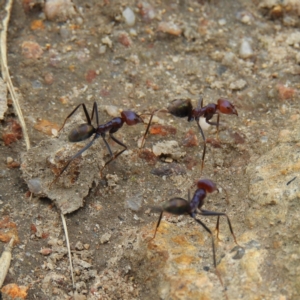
[0,0,31,150]
[0,236,14,288]
[61,213,75,288]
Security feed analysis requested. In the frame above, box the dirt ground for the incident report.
[0,0,300,299]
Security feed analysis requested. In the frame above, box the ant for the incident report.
[152,179,239,284]
[168,96,238,173]
[50,102,151,187]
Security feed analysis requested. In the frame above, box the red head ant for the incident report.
[168,97,238,173]
[50,102,151,187]
[152,179,240,284]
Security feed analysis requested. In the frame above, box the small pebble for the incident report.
[48,238,58,246]
[74,267,81,276]
[28,178,42,194]
[100,232,111,244]
[286,32,300,46]
[126,193,143,212]
[231,246,245,260]
[218,19,226,26]
[104,105,120,118]
[32,80,43,89]
[21,41,43,59]
[152,140,186,160]
[276,84,296,100]
[7,157,13,164]
[129,28,137,36]
[106,174,119,187]
[138,2,156,22]
[44,72,54,85]
[241,14,251,24]
[118,32,132,47]
[122,7,136,26]
[239,38,253,59]
[40,248,52,256]
[222,52,237,66]
[99,45,107,54]
[236,11,253,24]
[101,36,113,48]
[229,79,247,90]
[75,241,84,251]
[83,244,90,250]
[44,0,76,21]
[157,22,182,36]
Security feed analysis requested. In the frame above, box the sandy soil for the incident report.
[0,0,300,299]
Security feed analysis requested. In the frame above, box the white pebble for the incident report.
[129,28,137,36]
[122,7,136,27]
[44,0,76,21]
[241,15,251,24]
[101,36,112,48]
[7,157,13,164]
[229,79,247,90]
[99,45,107,54]
[218,19,226,26]
[103,105,119,117]
[239,39,253,59]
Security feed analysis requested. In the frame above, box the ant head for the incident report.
[196,179,217,193]
[168,99,193,119]
[217,98,238,116]
[163,198,189,215]
[121,110,143,125]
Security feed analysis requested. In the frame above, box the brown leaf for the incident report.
[34,119,60,136]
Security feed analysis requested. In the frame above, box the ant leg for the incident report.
[216,114,220,140]
[216,216,221,241]
[59,103,92,132]
[90,102,99,125]
[195,119,206,174]
[139,112,154,149]
[101,135,113,157]
[139,108,169,149]
[198,96,204,109]
[101,133,127,169]
[206,114,220,140]
[192,217,215,266]
[192,216,223,286]
[199,209,239,246]
[49,134,100,188]
[152,211,164,239]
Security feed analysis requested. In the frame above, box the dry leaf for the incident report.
[1,283,29,299]
[0,217,19,245]
[34,119,60,136]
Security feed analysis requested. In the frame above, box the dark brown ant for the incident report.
[152,179,239,284]
[168,97,238,172]
[50,102,151,187]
